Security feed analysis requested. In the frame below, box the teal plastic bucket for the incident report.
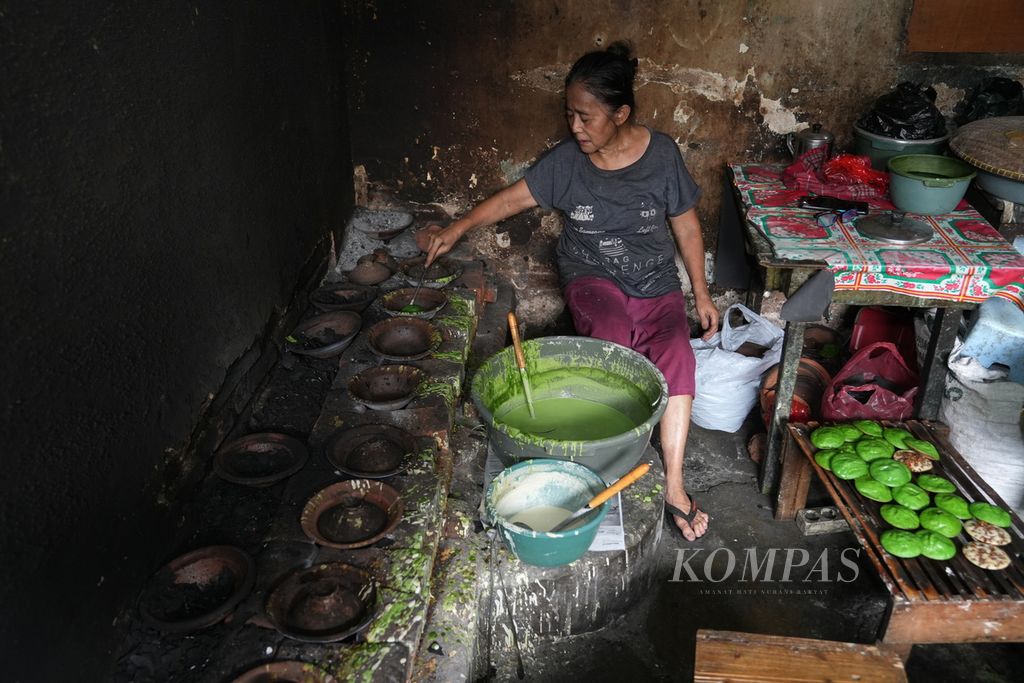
[485,459,609,567]
[471,336,668,481]
[853,125,950,170]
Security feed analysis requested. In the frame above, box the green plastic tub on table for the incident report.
[888,154,976,215]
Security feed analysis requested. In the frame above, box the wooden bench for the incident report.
[694,629,908,682]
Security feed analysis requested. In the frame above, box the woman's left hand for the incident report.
[694,293,719,341]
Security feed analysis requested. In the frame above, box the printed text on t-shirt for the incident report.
[571,205,594,222]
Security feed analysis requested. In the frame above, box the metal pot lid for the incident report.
[856,214,933,245]
[950,116,1024,181]
[796,123,834,143]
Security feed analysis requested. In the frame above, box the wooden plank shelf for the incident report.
[788,420,1024,644]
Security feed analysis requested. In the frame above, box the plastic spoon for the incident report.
[515,463,651,532]
[507,311,536,418]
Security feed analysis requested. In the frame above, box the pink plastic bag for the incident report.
[821,342,919,421]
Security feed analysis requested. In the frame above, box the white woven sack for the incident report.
[940,353,1024,515]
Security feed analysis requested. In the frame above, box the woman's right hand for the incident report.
[417,223,463,268]
[415,179,536,267]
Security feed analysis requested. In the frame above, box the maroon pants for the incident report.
[564,276,696,397]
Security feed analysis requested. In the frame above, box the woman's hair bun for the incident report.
[606,40,634,61]
[566,40,638,114]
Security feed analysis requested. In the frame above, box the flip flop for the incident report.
[665,495,705,541]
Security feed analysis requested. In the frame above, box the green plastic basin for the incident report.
[471,336,668,481]
[485,459,609,567]
[888,154,976,215]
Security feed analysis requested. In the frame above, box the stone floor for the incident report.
[428,269,1024,682]
[474,417,1024,682]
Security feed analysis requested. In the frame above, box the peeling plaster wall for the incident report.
[343,0,1023,328]
[0,4,351,679]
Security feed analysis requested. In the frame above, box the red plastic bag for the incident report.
[781,148,887,201]
[821,342,919,421]
[823,154,890,193]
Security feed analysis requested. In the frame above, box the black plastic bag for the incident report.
[955,77,1024,125]
[857,82,947,140]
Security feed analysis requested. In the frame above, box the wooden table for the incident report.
[779,421,1024,645]
[720,165,1024,498]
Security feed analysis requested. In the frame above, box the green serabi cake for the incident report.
[916,530,957,560]
[934,493,972,520]
[880,504,920,530]
[893,483,931,511]
[853,419,883,437]
[855,475,892,503]
[880,529,922,558]
[905,438,940,460]
[919,507,963,538]
[916,474,956,494]
[856,438,895,462]
[831,453,868,480]
[883,427,913,449]
[810,426,847,450]
[870,459,912,487]
[838,423,863,442]
[969,502,1012,528]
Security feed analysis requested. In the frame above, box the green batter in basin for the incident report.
[471,336,668,481]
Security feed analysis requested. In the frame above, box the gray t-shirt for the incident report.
[524,128,701,297]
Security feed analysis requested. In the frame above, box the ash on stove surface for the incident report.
[144,570,237,623]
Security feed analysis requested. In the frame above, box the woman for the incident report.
[418,42,718,541]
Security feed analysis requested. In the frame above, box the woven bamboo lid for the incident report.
[950,116,1024,181]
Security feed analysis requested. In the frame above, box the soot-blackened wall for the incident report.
[341,0,1023,330]
[0,3,351,679]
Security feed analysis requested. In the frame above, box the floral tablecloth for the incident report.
[731,164,1024,309]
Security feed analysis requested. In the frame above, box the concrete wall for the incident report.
[342,0,1023,330]
[0,3,351,678]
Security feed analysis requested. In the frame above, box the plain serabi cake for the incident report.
[964,519,1012,547]
[962,541,1011,570]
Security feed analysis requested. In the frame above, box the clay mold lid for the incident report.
[325,422,420,477]
[380,287,448,319]
[231,661,337,683]
[366,317,442,361]
[399,256,462,289]
[138,545,255,632]
[300,480,403,549]
[285,311,362,358]
[347,364,425,411]
[351,207,414,241]
[346,260,392,286]
[358,247,400,274]
[265,562,377,643]
[309,283,377,313]
[214,433,309,487]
